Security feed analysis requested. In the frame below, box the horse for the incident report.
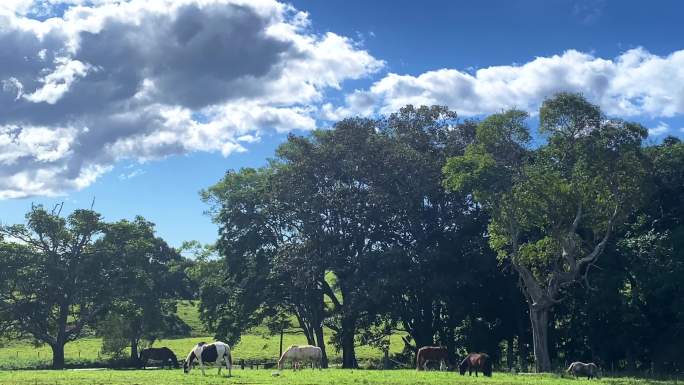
[183,341,232,376]
[567,362,600,379]
[277,345,322,370]
[416,346,449,371]
[459,353,492,377]
[139,347,179,369]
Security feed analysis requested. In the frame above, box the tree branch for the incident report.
[320,279,342,310]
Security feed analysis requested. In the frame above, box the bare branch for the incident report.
[577,204,619,267]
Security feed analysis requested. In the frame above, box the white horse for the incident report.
[277,345,322,370]
[183,341,232,376]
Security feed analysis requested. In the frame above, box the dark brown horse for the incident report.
[459,353,492,377]
[416,346,449,371]
[139,347,179,369]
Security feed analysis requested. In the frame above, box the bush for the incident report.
[96,314,129,359]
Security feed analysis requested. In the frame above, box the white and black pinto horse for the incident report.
[183,341,232,376]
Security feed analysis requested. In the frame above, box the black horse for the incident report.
[139,347,179,369]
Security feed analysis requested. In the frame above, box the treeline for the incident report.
[1,93,682,373]
[199,93,683,373]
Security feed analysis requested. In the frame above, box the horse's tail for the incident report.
[227,349,233,367]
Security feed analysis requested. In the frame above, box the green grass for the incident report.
[0,333,406,370]
[0,369,676,385]
[176,300,209,337]
[0,302,407,369]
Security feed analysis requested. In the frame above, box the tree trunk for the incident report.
[130,338,139,364]
[529,305,552,372]
[51,341,65,369]
[341,316,357,368]
[279,327,284,359]
[314,325,329,368]
[507,336,515,371]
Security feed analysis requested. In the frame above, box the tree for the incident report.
[614,138,684,371]
[203,106,526,369]
[274,120,395,368]
[444,93,647,371]
[0,206,112,369]
[97,217,191,363]
[371,105,518,364]
[201,167,332,367]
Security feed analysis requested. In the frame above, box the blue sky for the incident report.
[1,0,683,247]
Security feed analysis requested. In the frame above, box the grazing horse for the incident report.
[416,346,449,371]
[139,347,179,369]
[567,362,600,379]
[459,353,492,377]
[277,345,322,370]
[183,341,232,376]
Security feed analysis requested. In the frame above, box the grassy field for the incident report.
[2,303,671,384]
[0,301,405,369]
[0,369,678,385]
[0,333,407,370]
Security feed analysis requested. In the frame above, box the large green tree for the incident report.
[372,106,521,363]
[201,167,333,367]
[97,217,191,363]
[204,106,525,369]
[0,206,112,369]
[444,93,647,371]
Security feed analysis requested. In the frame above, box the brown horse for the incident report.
[416,346,449,371]
[459,353,492,377]
[139,347,179,369]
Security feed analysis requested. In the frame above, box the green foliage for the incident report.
[0,206,112,368]
[96,314,130,359]
[202,104,520,369]
[96,217,191,360]
[444,93,648,371]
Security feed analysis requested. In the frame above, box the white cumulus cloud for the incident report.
[0,0,383,198]
[335,48,684,119]
[648,122,669,137]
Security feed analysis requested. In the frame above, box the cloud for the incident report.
[335,48,684,120]
[0,0,383,198]
[118,168,145,180]
[648,122,669,137]
[572,0,606,25]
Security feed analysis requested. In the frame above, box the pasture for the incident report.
[0,369,677,385]
[0,302,404,370]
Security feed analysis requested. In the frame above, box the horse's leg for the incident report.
[225,354,231,377]
[200,359,206,376]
